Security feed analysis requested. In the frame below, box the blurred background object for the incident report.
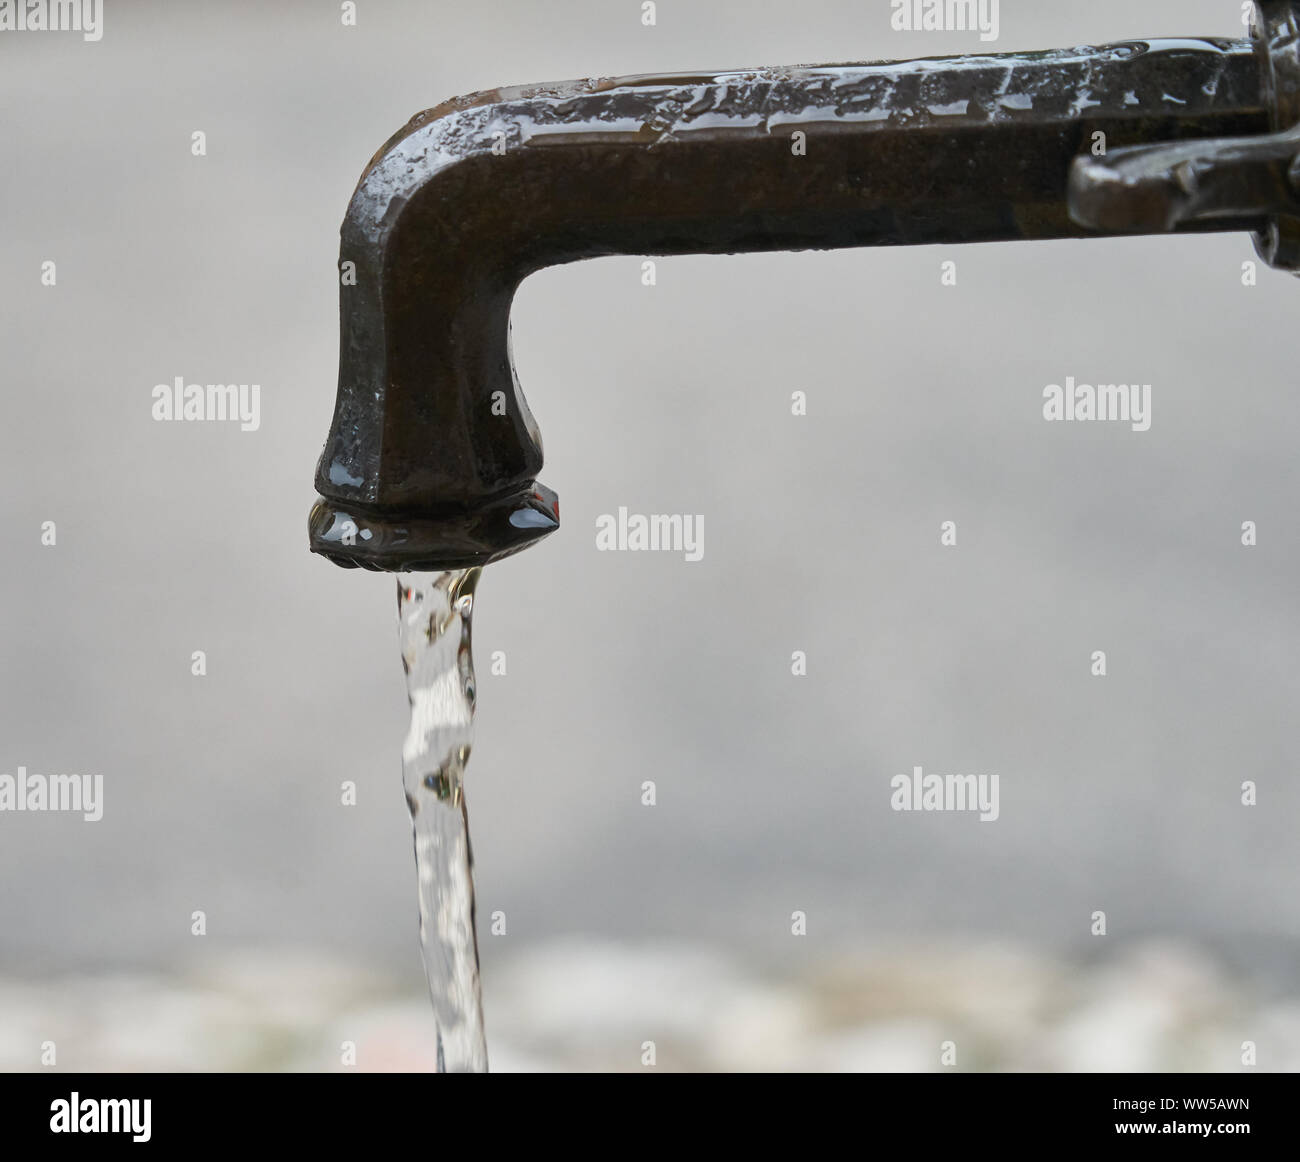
[3,939,1296,1072]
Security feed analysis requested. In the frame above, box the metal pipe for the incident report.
[310,36,1268,571]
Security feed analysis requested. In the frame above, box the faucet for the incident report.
[310,2,1300,571]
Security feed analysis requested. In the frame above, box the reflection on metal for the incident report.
[1071,1,1300,267]
[310,4,1297,572]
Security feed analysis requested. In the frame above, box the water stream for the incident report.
[397,569,488,1073]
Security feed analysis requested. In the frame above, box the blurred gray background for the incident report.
[2,0,1298,1070]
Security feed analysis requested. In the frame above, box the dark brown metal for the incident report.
[1069,2,1300,258]
[1253,0,1300,265]
[311,36,1271,572]
[1069,121,1300,233]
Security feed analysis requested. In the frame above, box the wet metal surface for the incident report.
[1071,4,1300,257]
[311,35,1277,571]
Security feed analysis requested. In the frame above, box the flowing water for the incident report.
[398,569,488,1073]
